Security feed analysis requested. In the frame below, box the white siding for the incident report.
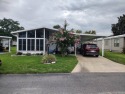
[96,37,124,52]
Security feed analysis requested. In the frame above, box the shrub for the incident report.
[41,54,56,64]
[16,52,22,55]
[26,53,31,56]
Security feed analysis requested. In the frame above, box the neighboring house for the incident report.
[11,27,58,54]
[0,36,12,52]
[94,34,125,52]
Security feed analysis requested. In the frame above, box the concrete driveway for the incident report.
[72,55,125,73]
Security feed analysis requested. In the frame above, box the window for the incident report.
[36,29,44,38]
[27,39,35,51]
[19,39,26,50]
[36,39,43,51]
[105,40,108,46]
[114,38,119,47]
[19,32,26,38]
[27,30,35,38]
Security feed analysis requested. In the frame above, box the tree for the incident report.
[76,30,82,33]
[0,18,24,39]
[52,21,80,56]
[112,14,125,35]
[54,28,80,56]
[84,30,96,34]
[53,25,61,29]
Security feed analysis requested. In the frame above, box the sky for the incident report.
[0,0,125,35]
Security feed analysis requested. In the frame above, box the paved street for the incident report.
[0,73,125,94]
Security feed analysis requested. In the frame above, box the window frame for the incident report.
[114,38,120,47]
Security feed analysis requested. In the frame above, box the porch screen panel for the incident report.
[31,39,35,50]
[23,39,26,50]
[36,39,43,51]
[36,29,44,38]
[40,39,43,51]
[19,32,26,38]
[27,30,35,38]
[19,39,22,50]
[36,39,40,51]
[27,39,35,51]
[27,39,30,51]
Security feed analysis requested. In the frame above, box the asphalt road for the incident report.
[0,73,125,94]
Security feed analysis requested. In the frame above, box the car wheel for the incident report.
[96,55,99,57]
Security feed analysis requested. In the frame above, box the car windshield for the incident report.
[87,44,97,48]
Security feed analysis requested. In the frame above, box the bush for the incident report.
[26,53,31,56]
[16,52,22,55]
[41,54,56,64]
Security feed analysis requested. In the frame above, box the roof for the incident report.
[11,27,58,34]
[0,36,12,39]
[97,34,125,40]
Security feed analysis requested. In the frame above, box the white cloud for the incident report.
[0,0,125,35]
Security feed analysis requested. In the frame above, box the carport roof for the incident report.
[0,36,12,39]
[73,33,107,42]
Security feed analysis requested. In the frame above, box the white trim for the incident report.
[17,33,19,52]
[97,34,125,40]
[11,27,58,34]
[26,31,27,52]
[110,38,112,51]
[73,33,107,37]
[35,30,36,51]
[0,36,12,39]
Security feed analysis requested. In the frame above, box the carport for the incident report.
[0,36,12,52]
[74,33,107,57]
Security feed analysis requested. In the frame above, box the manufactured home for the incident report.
[95,34,125,52]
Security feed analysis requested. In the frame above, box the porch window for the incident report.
[36,39,43,51]
[19,39,26,50]
[36,29,44,38]
[27,39,35,51]
[19,32,26,38]
[27,30,35,38]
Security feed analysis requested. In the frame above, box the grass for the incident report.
[100,50,125,65]
[0,47,77,74]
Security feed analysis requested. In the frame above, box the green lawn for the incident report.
[100,50,125,65]
[0,47,77,74]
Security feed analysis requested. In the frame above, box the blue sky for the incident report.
[0,0,125,35]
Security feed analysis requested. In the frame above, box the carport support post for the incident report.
[102,38,104,57]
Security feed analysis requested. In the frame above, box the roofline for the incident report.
[96,34,125,40]
[11,27,58,34]
[0,36,12,39]
[73,33,107,37]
